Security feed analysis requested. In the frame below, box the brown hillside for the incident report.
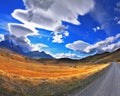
[80,49,120,63]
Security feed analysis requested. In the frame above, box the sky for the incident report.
[0,0,120,59]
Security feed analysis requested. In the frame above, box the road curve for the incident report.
[71,62,120,96]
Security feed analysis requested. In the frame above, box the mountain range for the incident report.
[1,36,120,62]
[0,39,54,59]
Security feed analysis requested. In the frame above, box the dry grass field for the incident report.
[0,50,108,79]
[0,49,110,96]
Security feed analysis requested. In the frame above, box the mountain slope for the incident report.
[0,40,25,54]
[25,51,54,59]
[80,49,120,63]
[0,39,54,59]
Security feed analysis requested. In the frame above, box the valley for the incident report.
[0,48,109,96]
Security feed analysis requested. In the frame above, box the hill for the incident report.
[35,48,120,64]
[80,49,120,63]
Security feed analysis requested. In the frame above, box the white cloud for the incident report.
[0,34,5,42]
[55,53,77,59]
[8,23,38,37]
[116,33,120,39]
[30,43,48,51]
[84,36,117,53]
[8,23,40,51]
[12,9,61,31]
[93,26,101,32]
[20,35,49,52]
[54,25,67,32]
[10,0,94,43]
[23,0,54,10]
[52,34,63,43]
[21,0,94,25]
[102,42,120,52]
[114,17,120,24]
[52,25,69,43]
[118,20,120,24]
[3,34,49,52]
[64,31,69,37]
[66,40,90,52]
[66,33,120,54]
[4,35,31,52]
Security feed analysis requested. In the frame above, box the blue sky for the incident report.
[0,0,120,59]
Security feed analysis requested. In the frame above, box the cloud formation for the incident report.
[66,34,120,54]
[0,34,4,42]
[93,26,101,32]
[66,40,90,52]
[118,21,120,24]
[8,23,38,37]
[31,43,48,51]
[3,35,31,52]
[52,25,69,43]
[55,53,77,59]
[2,34,48,52]
[9,0,94,43]
[101,42,120,52]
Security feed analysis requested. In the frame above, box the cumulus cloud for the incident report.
[66,34,120,54]
[20,0,94,25]
[84,36,117,53]
[52,25,69,43]
[9,0,94,43]
[102,42,120,52]
[3,35,31,52]
[0,34,5,42]
[12,9,60,31]
[23,0,54,10]
[2,34,49,52]
[52,34,63,43]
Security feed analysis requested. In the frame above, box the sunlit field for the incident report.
[0,50,108,79]
[0,50,109,96]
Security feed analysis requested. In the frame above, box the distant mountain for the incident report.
[80,48,120,63]
[25,51,54,59]
[0,39,54,59]
[1,38,120,63]
[0,40,25,54]
[1,35,120,61]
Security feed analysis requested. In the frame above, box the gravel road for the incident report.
[72,62,120,96]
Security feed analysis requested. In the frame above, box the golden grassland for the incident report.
[0,50,110,96]
[0,51,109,79]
